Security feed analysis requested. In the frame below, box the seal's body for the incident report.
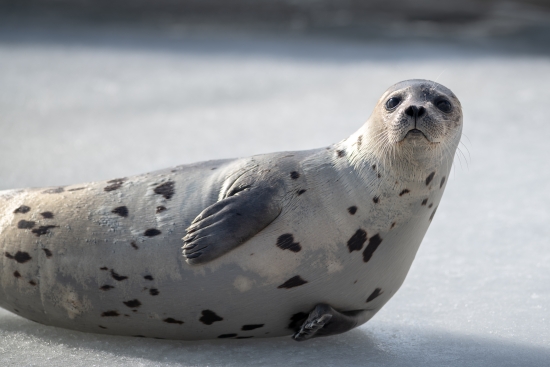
[0,80,462,340]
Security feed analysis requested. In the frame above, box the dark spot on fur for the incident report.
[347,229,367,252]
[123,299,142,308]
[40,212,54,219]
[31,225,58,237]
[288,312,308,330]
[68,187,85,191]
[29,280,37,286]
[104,178,126,192]
[373,196,379,204]
[276,234,301,252]
[100,285,114,291]
[218,334,237,338]
[17,220,35,229]
[348,206,357,215]
[13,271,21,278]
[133,335,146,338]
[377,173,381,178]
[112,206,128,217]
[290,171,300,179]
[156,206,167,213]
[363,234,383,263]
[124,314,130,317]
[109,178,125,184]
[100,267,108,271]
[399,189,410,196]
[391,222,396,229]
[98,325,107,329]
[421,198,428,206]
[236,336,254,339]
[149,288,159,296]
[164,317,184,324]
[336,149,345,158]
[13,205,31,214]
[426,172,435,186]
[277,275,308,289]
[144,229,161,237]
[242,324,264,331]
[372,164,376,170]
[200,310,223,325]
[357,135,362,148]
[43,248,52,258]
[101,311,120,317]
[5,251,32,263]
[429,203,433,208]
[429,206,438,221]
[42,187,64,194]
[367,288,383,302]
[144,275,154,281]
[131,242,139,250]
[154,181,175,200]
[440,176,446,188]
[297,189,306,195]
[110,270,128,281]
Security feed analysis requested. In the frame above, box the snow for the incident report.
[1,19,549,366]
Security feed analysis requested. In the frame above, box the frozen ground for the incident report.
[0,19,549,366]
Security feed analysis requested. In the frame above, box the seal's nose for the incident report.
[404,105,426,118]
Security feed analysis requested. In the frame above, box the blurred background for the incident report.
[1,1,550,366]
[3,0,550,37]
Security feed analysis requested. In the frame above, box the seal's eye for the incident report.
[436,99,452,113]
[385,97,401,110]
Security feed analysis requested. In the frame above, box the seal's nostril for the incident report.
[405,105,426,118]
[417,106,426,117]
[404,105,418,117]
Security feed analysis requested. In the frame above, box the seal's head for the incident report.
[357,79,462,175]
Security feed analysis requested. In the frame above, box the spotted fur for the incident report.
[0,80,461,341]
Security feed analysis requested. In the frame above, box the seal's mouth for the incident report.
[404,128,429,140]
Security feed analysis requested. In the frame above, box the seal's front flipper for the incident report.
[293,304,371,341]
[182,183,282,265]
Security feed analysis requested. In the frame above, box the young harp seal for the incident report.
[0,80,462,341]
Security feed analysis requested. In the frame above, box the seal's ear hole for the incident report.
[435,99,452,113]
[385,97,402,110]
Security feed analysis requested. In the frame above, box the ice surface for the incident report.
[0,20,549,366]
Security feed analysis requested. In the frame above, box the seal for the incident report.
[0,80,462,341]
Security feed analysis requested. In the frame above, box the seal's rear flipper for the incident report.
[182,183,282,265]
[293,304,371,341]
